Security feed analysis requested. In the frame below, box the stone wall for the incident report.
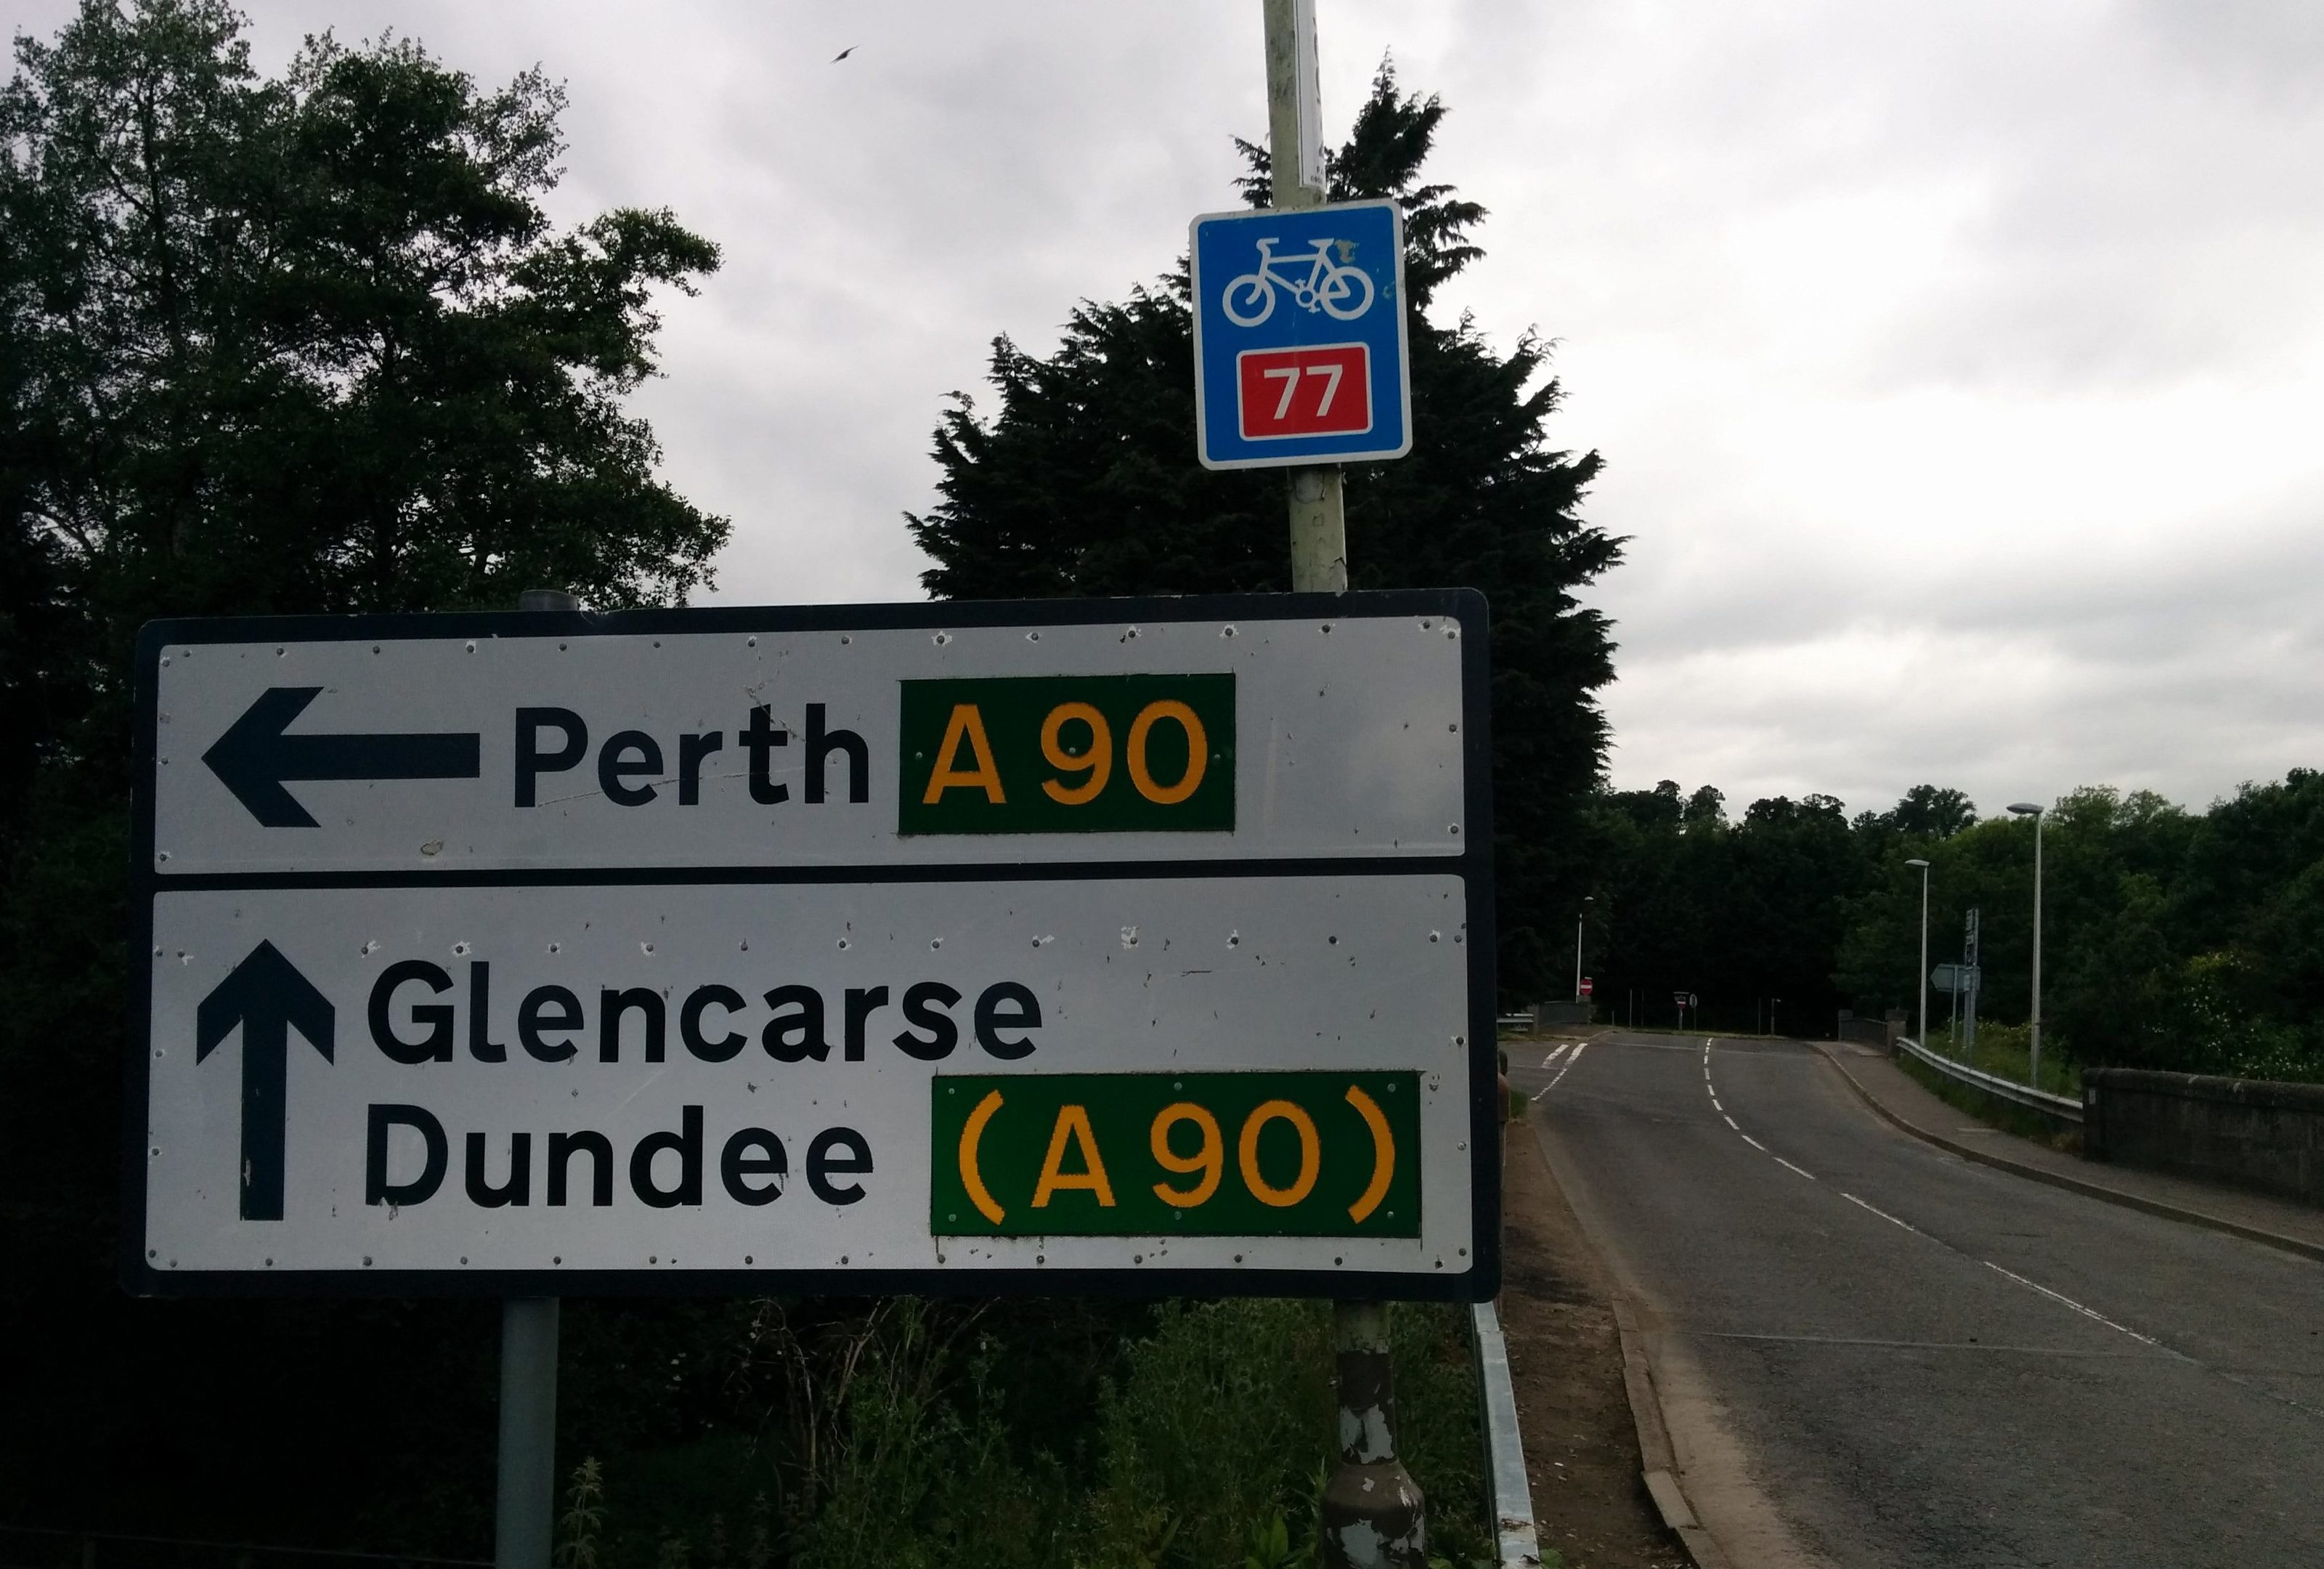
[2084,1067,2324,1207]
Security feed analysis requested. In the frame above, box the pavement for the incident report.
[1510,1031,2324,1569]
[1815,1040,2324,1261]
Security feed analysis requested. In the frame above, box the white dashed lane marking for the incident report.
[1532,1040,1589,1100]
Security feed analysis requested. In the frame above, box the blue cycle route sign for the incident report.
[1190,198,1411,471]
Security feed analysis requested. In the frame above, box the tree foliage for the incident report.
[1838,774,2324,1080]
[906,63,1620,1000]
[0,0,723,1535]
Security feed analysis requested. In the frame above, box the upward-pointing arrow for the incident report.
[201,686,481,828]
[195,941,335,1222]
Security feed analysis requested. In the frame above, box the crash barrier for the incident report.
[1897,1035,2084,1125]
[1471,1300,1541,1568]
[2084,1067,2324,1207]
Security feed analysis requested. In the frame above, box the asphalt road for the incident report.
[1514,1031,2324,1569]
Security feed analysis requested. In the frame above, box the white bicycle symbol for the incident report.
[1222,237,1375,327]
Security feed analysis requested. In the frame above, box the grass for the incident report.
[1917,1018,2081,1098]
[1899,1022,2083,1153]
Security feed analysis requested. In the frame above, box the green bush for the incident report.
[553,1297,1490,1569]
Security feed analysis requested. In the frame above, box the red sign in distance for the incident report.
[1580,977,1593,999]
[1237,344,1372,440]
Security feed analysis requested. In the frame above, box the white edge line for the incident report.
[1775,1157,1818,1181]
[1722,1114,1739,1130]
[1739,1133,1767,1151]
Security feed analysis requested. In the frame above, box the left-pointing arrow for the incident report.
[195,941,335,1222]
[200,686,482,828]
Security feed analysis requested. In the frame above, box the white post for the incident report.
[1267,0,1347,593]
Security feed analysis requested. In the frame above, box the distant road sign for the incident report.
[1579,977,1593,999]
[1933,962,1981,994]
[1190,200,1411,470]
[129,593,1497,1301]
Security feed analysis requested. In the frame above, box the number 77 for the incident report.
[1261,362,1347,419]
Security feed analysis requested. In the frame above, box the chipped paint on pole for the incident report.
[1321,1301,1426,1568]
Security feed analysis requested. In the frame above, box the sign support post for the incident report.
[1265,0,1349,596]
[496,1295,559,1569]
[496,586,576,1569]
[1264,4,1423,1565]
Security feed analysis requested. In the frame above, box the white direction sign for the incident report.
[129,592,1497,1300]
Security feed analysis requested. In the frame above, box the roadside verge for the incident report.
[1495,1122,1694,1569]
[1808,1041,2324,1265]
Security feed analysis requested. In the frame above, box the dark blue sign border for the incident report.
[1191,199,1413,470]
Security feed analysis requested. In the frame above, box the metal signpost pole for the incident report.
[1963,909,1980,1065]
[500,587,576,1569]
[1265,5,1421,1565]
[496,1297,559,1569]
[1266,0,1349,597]
[1572,896,1590,1003]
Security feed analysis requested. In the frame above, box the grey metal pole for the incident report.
[1267,0,1348,594]
[2030,811,2044,1089]
[1906,858,1930,1051]
[2007,802,2044,1088]
[497,583,574,1569]
[1572,897,1590,1002]
[1263,6,1423,1565]
[497,1298,561,1569]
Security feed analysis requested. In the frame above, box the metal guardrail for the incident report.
[1495,1013,1533,1031]
[1896,1036,2083,1124]
[1470,1300,1542,1568]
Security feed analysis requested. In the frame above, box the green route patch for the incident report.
[931,1070,1420,1238]
[898,674,1235,835]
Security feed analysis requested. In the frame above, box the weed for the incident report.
[556,1457,605,1569]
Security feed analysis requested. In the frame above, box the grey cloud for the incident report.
[18,0,2322,818]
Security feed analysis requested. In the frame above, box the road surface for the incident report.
[1514,1031,2324,1568]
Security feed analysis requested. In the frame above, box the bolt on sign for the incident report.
[128,592,1496,1299]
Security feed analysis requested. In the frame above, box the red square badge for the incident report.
[1236,344,1372,440]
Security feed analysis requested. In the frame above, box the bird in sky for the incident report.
[832,45,857,62]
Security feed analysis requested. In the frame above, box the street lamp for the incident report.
[1574,896,1593,1004]
[2007,802,2045,1090]
[1905,858,1930,1050]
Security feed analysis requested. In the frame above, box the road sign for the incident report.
[1932,962,1980,994]
[1190,199,1411,470]
[1579,977,1593,1000]
[129,592,1496,1300]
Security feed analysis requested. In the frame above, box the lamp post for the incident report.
[1905,857,1930,1050]
[1574,895,1593,1003]
[2007,802,2044,1090]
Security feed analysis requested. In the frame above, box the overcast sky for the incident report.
[20,0,2324,819]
